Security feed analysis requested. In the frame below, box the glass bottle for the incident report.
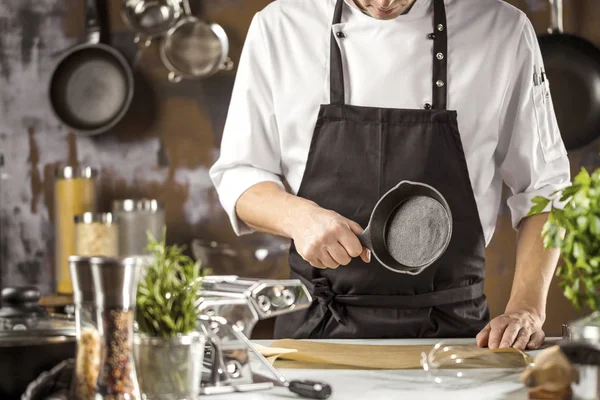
[420,340,532,389]
[54,165,98,294]
[69,256,101,400]
[91,256,141,400]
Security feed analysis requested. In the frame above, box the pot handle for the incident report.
[548,0,563,34]
[182,0,193,16]
[85,0,101,44]
[0,287,48,319]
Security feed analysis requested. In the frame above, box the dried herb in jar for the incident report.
[96,309,136,398]
[73,327,101,400]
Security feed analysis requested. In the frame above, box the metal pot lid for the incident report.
[569,311,600,341]
[0,287,76,344]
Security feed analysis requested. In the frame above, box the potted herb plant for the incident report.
[133,230,207,400]
[528,167,600,312]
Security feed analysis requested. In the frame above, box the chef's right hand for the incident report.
[288,205,370,269]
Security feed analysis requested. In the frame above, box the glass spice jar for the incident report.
[69,256,101,400]
[74,213,119,257]
[91,256,141,400]
[112,199,165,257]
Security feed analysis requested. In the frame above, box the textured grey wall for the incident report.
[1,0,73,292]
[0,0,271,295]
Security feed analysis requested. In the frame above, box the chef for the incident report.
[209,0,571,350]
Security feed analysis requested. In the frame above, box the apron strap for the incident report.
[330,0,345,105]
[432,0,448,110]
[329,0,449,110]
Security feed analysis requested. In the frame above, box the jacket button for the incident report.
[436,52,444,60]
[336,32,345,38]
[424,103,432,110]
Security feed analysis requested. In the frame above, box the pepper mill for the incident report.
[90,257,141,400]
[69,256,101,400]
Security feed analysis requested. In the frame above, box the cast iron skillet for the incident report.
[49,0,134,136]
[538,0,600,150]
[358,181,453,276]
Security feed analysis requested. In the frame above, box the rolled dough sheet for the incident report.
[258,339,532,370]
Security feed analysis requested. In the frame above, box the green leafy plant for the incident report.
[528,167,600,312]
[136,229,206,338]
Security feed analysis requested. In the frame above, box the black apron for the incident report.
[274,0,490,339]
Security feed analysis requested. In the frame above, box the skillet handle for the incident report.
[85,0,101,44]
[357,226,372,251]
[548,0,563,34]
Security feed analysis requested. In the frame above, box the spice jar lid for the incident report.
[74,212,116,224]
[569,311,600,342]
[0,287,76,345]
[54,165,98,179]
[112,199,164,212]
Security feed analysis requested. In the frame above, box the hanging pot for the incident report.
[159,0,233,82]
[48,0,135,136]
[121,0,184,47]
[0,287,77,400]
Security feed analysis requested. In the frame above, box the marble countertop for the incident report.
[227,338,559,400]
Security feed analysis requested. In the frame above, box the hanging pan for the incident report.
[48,0,134,136]
[357,181,453,276]
[538,0,600,150]
[159,0,234,83]
[121,0,183,47]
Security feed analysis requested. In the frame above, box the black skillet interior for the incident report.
[368,183,452,272]
[49,44,134,135]
[538,32,600,150]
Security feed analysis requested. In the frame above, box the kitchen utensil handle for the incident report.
[548,0,563,34]
[288,380,332,399]
[357,226,372,251]
[85,0,101,43]
[182,0,193,16]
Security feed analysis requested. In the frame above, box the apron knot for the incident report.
[313,277,346,326]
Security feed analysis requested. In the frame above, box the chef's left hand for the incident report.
[476,308,545,351]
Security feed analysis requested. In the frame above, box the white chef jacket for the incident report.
[209,0,571,246]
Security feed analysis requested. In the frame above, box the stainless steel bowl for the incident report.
[191,236,290,278]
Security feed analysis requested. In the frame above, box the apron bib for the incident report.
[274,0,489,339]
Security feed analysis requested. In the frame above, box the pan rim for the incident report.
[48,42,135,136]
[367,180,454,275]
[537,31,600,151]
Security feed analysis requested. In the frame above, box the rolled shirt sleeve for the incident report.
[497,16,571,229]
[209,12,284,235]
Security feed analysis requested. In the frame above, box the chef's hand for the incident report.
[476,308,545,351]
[289,205,370,269]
